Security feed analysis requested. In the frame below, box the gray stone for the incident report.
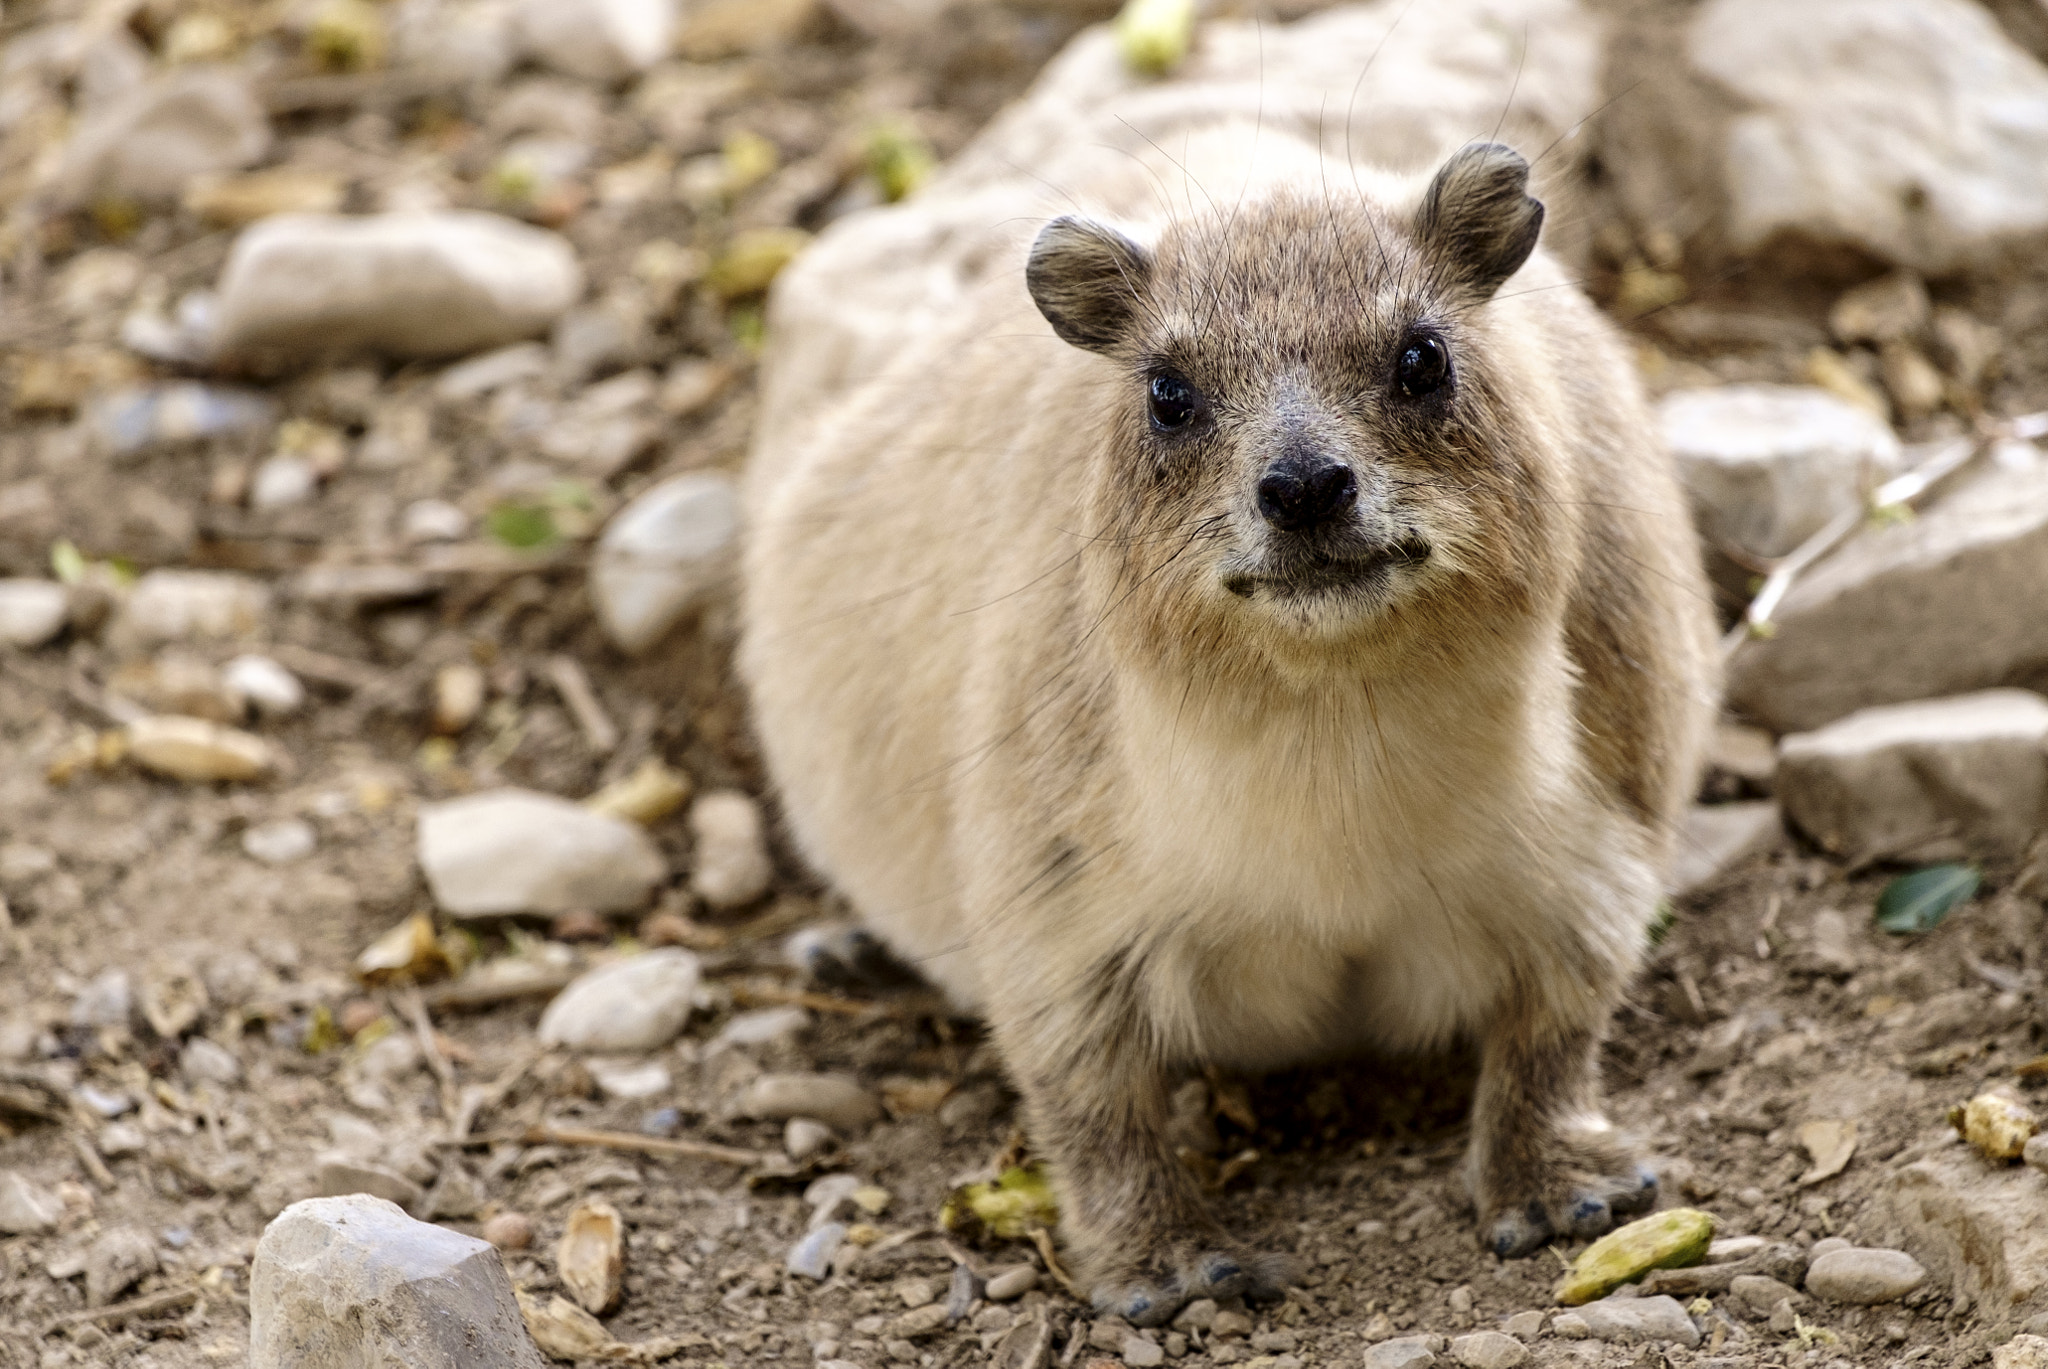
[740,1073,884,1132]
[1728,1273,1802,1318]
[214,212,583,364]
[1660,385,1901,561]
[316,1155,427,1212]
[0,580,68,648]
[537,949,700,1053]
[787,1222,846,1280]
[251,456,319,509]
[418,788,666,918]
[688,790,772,910]
[1550,1312,1591,1339]
[1122,1334,1165,1366]
[402,500,471,544]
[1451,1331,1527,1369]
[993,1313,1055,1369]
[1172,1298,1218,1332]
[784,1117,836,1160]
[250,1194,547,1368]
[591,473,741,654]
[48,67,269,209]
[985,1265,1038,1301]
[2025,1134,2048,1174]
[72,968,133,1029]
[85,1227,158,1305]
[1777,689,2048,864]
[1671,801,1784,894]
[181,1037,242,1086]
[1803,1246,1928,1305]
[1728,464,2048,733]
[1500,1311,1545,1340]
[1574,1295,1703,1347]
[1686,0,2048,273]
[0,1172,62,1234]
[434,342,550,401]
[1365,1336,1444,1369]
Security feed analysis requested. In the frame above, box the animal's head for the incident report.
[1026,142,1579,677]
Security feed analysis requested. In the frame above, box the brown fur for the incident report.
[741,123,1719,1323]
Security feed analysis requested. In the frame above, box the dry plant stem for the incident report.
[397,984,460,1129]
[1724,409,2048,656]
[1028,1226,1084,1298]
[42,1285,200,1333]
[421,966,577,1010]
[547,654,620,754]
[516,1121,767,1167]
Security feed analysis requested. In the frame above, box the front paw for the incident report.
[1479,1161,1659,1259]
[1088,1240,1298,1327]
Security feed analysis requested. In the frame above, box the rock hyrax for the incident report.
[741,122,1719,1322]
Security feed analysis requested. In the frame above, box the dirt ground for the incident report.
[3,0,2048,1366]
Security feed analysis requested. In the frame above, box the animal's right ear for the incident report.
[1026,216,1152,353]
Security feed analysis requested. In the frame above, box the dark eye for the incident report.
[1395,333,1451,398]
[1148,373,1201,431]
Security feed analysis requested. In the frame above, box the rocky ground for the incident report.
[4,0,2048,1366]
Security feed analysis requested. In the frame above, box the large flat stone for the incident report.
[1660,385,1901,561]
[1727,465,2048,733]
[249,1194,548,1368]
[1778,690,2048,864]
[1879,1152,2048,1329]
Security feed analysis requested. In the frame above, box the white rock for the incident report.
[72,968,133,1028]
[417,788,666,918]
[1572,1295,1702,1347]
[714,1006,809,1049]
[115,570,271,647]
[223,655,306,717]
[0,580,69,648]
[740,1073,884,1131]
[0,1172,62,1234]
[1728,465,2048,732]
[214,212,584,364]
[251,455,319,509]
[181,1036,242,1086]
[1365,1337,1443,1369]
[1778,690,2048,864]
[984,1265,1038,1301]
[1998,1336,2048,1369]
[761,0,1601,457]
[85,1227,158,1306]
[515,0,673,81]
[1670,800,1783,895]
[250,1195,548,1368]
[127,715,278,783]
[1450,1331,1527,1369]
[1688,0,2048,273]
[584,1056,674,1099]
[537,949,700,1053]
[787,1222,846,1280]
[47,67,269,209]
[401,499,470,543]
[591,472,741,654]
[1659,385,1902,561]
[688,789,772,910]
[243,818,318,865]
[1803,1247,1927,1304]
[784,1117,836,1160]
[391,0,520,89]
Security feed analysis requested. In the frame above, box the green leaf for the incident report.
[485,502,557,549]
[49,539,85,585]
[1647,899,1676,948]
[1875,864,1978,935]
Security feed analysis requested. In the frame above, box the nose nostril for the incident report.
[1258,462,1357,531]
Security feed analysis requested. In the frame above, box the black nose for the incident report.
[1257,460,1358,532]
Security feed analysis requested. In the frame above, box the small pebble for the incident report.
[98,1123,147,1157]
[402,499,469,543]
[251,454,318,508]
[688,789,773,909]
[549,909,609,942]
[180,1037,241,1085]
[1450,1331,1527,1369]
[894,1277,937,1309]
[1365,1336,1442,1369]
[1500,1311,1544,1340]
[536,948,699,1053]
[242,818,316,865]
[1550,1313,1591,1340]
[639,1107,681,1136]
[788,1222,846,1280]
[1448,1285,1475,1314]
[1804,1246,1927,1304]
[2025,1134,2048,1173]
[945,1262,982,1322]
[0,580,69,648]
[338,999,383,1037]
[1122,1335,1165,1367]
[741,1073,883,1132]
[888,1302,949,1339]
[127,715,278,783]
[223,654,304,716]
[482,1210,534,1250]
[984,1265,1037,1301]
[433,663,486,735]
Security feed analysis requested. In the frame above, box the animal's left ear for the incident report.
[1414,143,1544,301]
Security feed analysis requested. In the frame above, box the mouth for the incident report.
[1220,537,1432,600]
